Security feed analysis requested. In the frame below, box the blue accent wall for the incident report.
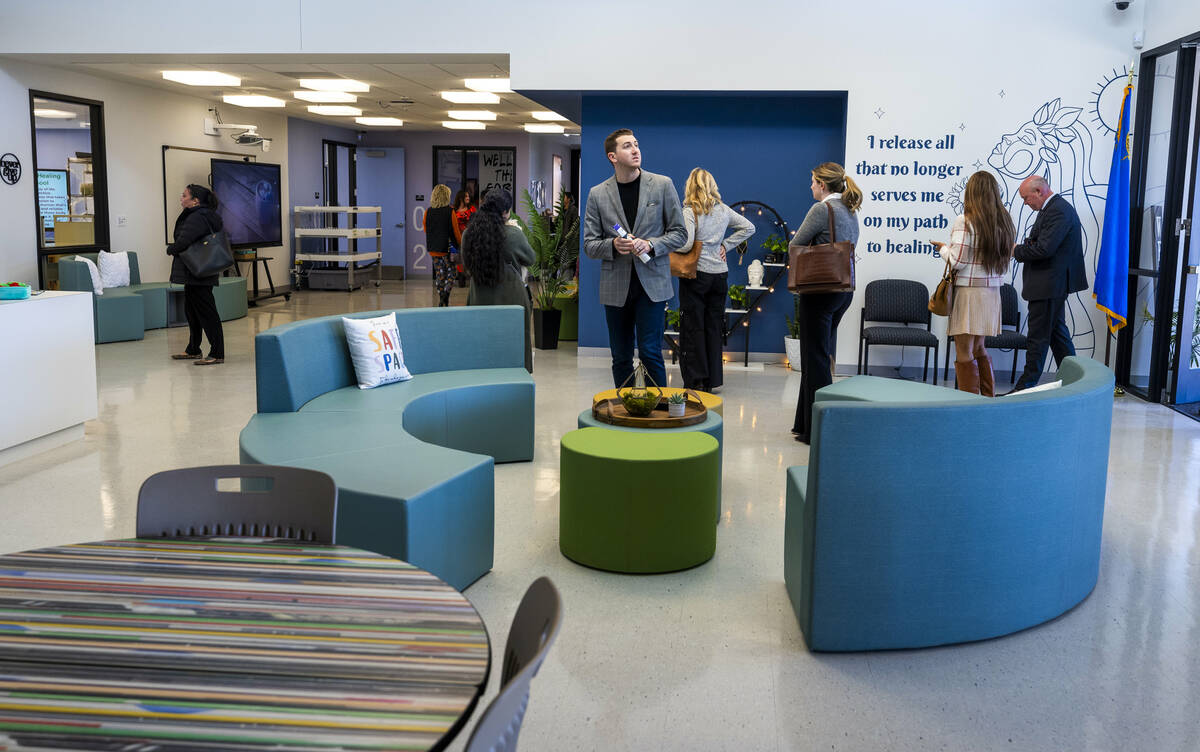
[578,92,847,353]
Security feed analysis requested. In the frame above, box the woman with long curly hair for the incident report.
[933,171,1015,395]
[461,187,535,372]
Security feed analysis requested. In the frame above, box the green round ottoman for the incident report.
[559,427,720,573]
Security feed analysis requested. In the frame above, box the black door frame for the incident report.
[29,89,110,287]
[1118,36,1200,402]
[322,139,357,253]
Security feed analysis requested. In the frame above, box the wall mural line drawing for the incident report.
[944,67,1136,365]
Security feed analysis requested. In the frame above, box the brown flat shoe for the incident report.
[194,358,224,366]
[171,353,201,360]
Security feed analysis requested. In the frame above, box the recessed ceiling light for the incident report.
[441,91,501,104]
[293,90,357,103]
[308,105,363,116]
[531,111,567,121]
[223,94,286,108]
[442,121,486,130]
[447,110,497,121]
[162,70,240,86]
[356,117,404,126]
[464,78,512,93]
[299,78,369,92]
[524,123,565,134]
[33,108,76,119]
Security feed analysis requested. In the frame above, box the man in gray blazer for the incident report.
[583,129,687,388]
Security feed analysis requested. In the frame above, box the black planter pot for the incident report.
[533,308,563,350]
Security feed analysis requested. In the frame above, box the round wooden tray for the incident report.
[591,395,708,428]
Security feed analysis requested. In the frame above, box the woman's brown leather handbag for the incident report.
[670,216,703,279]
[787,203,855,294]
[928,258,956,316]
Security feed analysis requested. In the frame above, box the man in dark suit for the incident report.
[583,129,686,388]
[1012,176,1089,391]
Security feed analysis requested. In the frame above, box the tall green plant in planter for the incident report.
[784,294,803,372]
[515,189,580,349]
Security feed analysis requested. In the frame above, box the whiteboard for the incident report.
[162,146,255,244]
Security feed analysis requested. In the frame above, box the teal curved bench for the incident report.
[785,356,1114,651]
[240,305,534,590]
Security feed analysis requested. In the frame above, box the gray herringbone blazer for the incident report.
[583,170,687,305]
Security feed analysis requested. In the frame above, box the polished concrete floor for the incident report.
[1,280,1198,752]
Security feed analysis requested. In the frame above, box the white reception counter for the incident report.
[0,290,98,465]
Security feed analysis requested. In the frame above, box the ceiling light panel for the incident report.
[442,121,486,130]
[464,78,512,92]
[293,90,357,103]
[223,95,286,107]
[441,91,501,104]
[162,70,240,86]
[447,110,497,121]
[531,111,567,121]
[308,105,362,116]
[524,123,565,133]
[299,78,369,92]
[33,108,76,119]
[356,117,404,126]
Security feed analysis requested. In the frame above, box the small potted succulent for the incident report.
[728,284,749,311]
[666,391,687,417]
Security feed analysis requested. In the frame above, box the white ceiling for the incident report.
[11,54,579,134]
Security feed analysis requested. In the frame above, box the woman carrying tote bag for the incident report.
[677,168,755,392]
[930,171,1014,396]
[789,162,863,443]
[166,184,226,366]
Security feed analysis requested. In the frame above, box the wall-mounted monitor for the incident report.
[210,158,282,250]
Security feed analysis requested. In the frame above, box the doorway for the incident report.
[356,147,406,279]
[1120,37,1200,413]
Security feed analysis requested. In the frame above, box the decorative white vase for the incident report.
[668,401,686,417]
[784,336,803,372]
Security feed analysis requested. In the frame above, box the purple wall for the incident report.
[286,117,358,258]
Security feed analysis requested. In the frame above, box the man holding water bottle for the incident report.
[583,129,687,389]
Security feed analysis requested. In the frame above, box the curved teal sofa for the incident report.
[784,356,1114,651]
[240,305,534,590]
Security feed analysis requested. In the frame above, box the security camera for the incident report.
[1113,0,1132,10]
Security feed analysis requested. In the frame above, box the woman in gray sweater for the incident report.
[789,162,862,443]
[677,168,756,391]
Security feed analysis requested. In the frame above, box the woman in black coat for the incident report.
[167,184,226,365]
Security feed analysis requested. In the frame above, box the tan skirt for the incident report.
[948,286,1001,337]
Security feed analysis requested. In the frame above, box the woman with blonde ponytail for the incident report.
[789,162,862,443]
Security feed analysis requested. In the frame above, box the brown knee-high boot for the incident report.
[955,359,980,394]
[973,343,995,397]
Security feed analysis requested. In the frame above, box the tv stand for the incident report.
[232,249,290,306]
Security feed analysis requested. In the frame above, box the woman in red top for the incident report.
[451,190,476,282]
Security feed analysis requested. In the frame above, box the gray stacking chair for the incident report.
[136,464,337,543]
[857,278,939,383]
[465,577,562,752]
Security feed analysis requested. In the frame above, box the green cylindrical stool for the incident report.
[559,427,719,573]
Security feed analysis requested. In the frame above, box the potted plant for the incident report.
[728,284,749,311]
[784,294,803,372]
[515,188,580,349]
[666,390,687,417]
[665,308,682,332]
[761,234,788,264]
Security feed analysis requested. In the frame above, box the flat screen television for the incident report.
[210,158,282,250]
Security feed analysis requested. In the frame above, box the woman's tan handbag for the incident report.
[671,215,703,279]
[787,203,855,293]
[928,258,956,316]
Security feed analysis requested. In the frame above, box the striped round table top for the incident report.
[0,538,490,751]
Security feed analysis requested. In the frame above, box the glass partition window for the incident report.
[31,92,108,288]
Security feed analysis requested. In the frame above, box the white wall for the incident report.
[1143,0,1200,49]
[0,59,291,289]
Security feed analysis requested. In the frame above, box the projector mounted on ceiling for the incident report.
[203,117,272,151]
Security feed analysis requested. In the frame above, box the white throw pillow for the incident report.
[342,313,413,389]
[97,250,131,289]
[74,256,104,296]
[1004,380,1062,395]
